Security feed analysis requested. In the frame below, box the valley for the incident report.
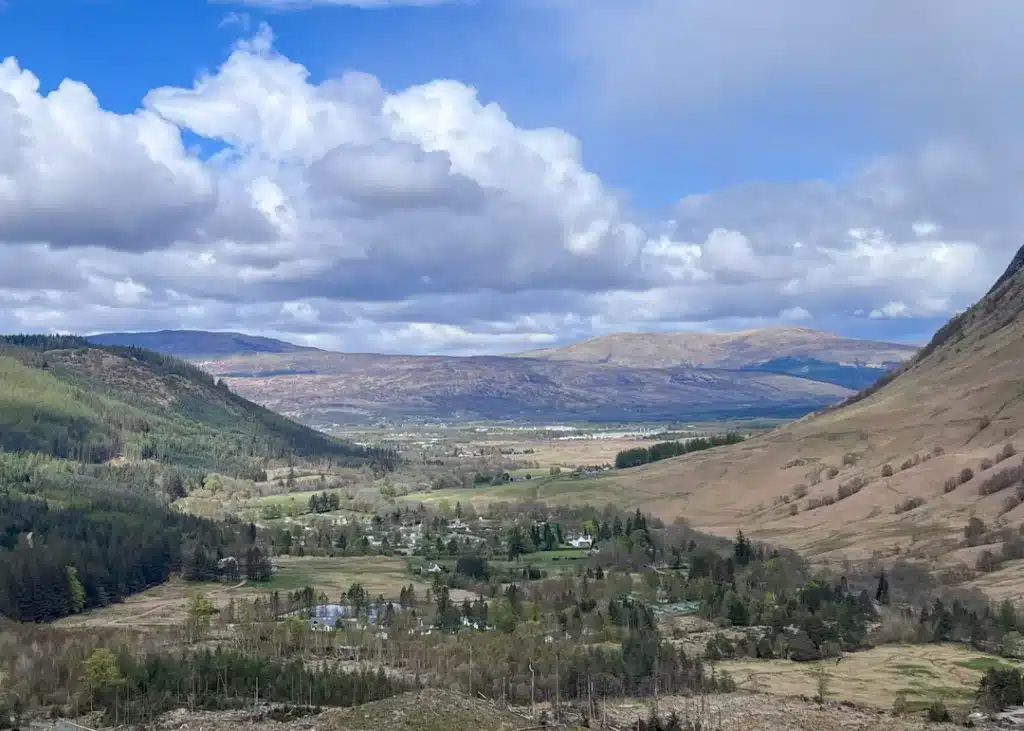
[2,256,1024,731]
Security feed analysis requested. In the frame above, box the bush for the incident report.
[996,443,1017,463]
[933,445,946,457]
[826,466,840,479]
[1000,493,1023,516]
[787,631,820,662]
[978,462,1024,496]
[788,503,799,516]
[965,517,987,547]
[926,699,951,723]
[792,484,809,499]
[783,458,806,469]
[837,477,867,501]
[976,550,1002,573]
[959,467,975,485]
[943,477,959,493]
[977,666,1024,711]
[894,497,925,514]
[842,452,858,466]
[881,464,894,477]
[892,691,910,717]
[900,455,920,471]
[806,495,836,511]
[981,458,995,471]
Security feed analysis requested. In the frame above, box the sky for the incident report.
[2,0,1023,355]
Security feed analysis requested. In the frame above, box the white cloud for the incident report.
[870,302,911,319]
[0,26,1016,354]
[779,307,812,321]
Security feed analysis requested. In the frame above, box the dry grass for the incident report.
[55,556,470,629]
[138,690,564,731]
[605,692,961,731]
[541,288,1024,597]
[719,644,1018,710]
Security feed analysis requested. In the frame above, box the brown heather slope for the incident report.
[200,352,851,423]
[512,326,917,369]
[596,246,1024,573]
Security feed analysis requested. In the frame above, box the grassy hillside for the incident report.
[0,335,388,478]
[544,244,1024,593]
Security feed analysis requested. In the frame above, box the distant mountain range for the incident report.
[88,330,319,359]
[599,243,1024,582]
[85,327,918,424]
[513,327,918,391]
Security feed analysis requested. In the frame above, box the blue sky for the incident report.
[0,0,1020,353]
[0,0,884,203]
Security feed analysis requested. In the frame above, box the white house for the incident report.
[568,536,593,549]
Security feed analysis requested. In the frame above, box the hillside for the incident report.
[0,335,381,477]
[593,246,1024,583]
[197,351,852,424]
[88,329,319,358]
[513,327,917,389]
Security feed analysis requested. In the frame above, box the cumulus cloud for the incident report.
[0,24,1015,353]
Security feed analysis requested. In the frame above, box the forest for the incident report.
[0,335,398,477]
[0,490,233,621]
[614,433,745,469]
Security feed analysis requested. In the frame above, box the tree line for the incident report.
[614,433,745,469]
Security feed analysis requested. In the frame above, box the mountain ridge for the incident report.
[595,245,1024,589]
[511,326,918,369]
[86,326,917,422]
[88,329,321,359]
[0,335,383,477]
[198,350,853,424]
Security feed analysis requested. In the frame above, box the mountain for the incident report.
[197,351,853,424]
[88,329,319,359]
[0,335,381,477]
[595,247,1024,589]
[512,327,918,390]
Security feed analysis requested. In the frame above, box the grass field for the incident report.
[402,471,631,510]
[55,556,473,629]
[719,644,1020,711]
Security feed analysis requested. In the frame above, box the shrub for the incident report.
[826,466,840,479]
[894,497,925,514]
[792,483,809,499]
[959,467,975,485]
[892,691,910,717]
[926,699,951,723]
[943,477,959,493]
[978,462,1024,496]
[965,517,987,547]
[976,550,1002,573]
[977,666,1024,711]
[806,495,836,511]
[996,443,1017,463]
[933,445,945,456]
[981,458,995,471]
[1003,534,1024,561]
[900,455,919,471]
[881,464,894,477]
[783,458,806,469]
[788,503,799,516]
[837,477,867,501]
[842,452,858,466]
[1000,493,1023,516]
